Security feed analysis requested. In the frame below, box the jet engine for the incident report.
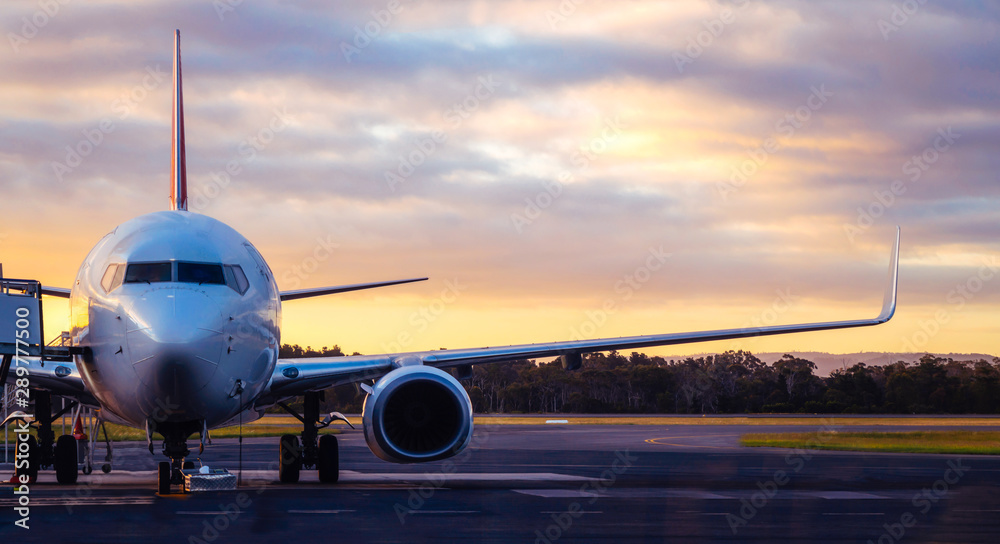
[362,365,473,463]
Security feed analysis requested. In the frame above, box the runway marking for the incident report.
[177,511,231,515]
[515,490,601,499]
[506,464,615,468]
[338,471,595,483]
[0,497,156,507]
[514,489,730,500]
[541,511,602,514]
[517,489,900,501]
[808,491,886,500]
[288,509,357,514]
[405,510,480,515]
[644,434,740,449]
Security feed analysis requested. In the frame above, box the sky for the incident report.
[1,0,997,360]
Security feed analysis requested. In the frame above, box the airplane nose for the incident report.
[126,288,225,395]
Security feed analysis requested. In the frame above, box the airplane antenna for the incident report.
[169,29,188,211]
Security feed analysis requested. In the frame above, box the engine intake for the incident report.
[362,365,473,463]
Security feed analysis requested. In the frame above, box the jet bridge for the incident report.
[2,273,91,482]
[0,277,44,360]
[0,275,74,369]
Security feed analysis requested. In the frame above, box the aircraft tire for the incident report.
[54,435,78,484]
[279,434,301,483]
[157,461,171,494]
[15,435,39,481]
[317,434,339,483]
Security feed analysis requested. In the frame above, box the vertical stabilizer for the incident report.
[170,29,188,211]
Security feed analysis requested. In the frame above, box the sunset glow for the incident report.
[2,1,997,360]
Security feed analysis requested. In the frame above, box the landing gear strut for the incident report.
[155,421,200,494]
[276,391,344,483]
[28,390,80,484]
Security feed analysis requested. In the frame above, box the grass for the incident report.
[740,430,1000,455]
[3,422,341,442]
[470,415,1000,426]
[5,414,1000,443]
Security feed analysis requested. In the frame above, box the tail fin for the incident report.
[169,29,188,211]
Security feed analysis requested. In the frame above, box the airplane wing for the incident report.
[279,277,428,301]
[263,228,899,402]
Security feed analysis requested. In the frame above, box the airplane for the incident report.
[0,30,900,494]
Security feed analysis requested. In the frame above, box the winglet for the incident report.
[169,29,188,211]
[877,226,900,322]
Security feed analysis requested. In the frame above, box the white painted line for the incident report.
[540,511,602,515]
[514,489,731,500]
[0,497,155,507]
[340,471,596,483]
[514,490,602,499]
[809,491,886,500]
[176,511,232,515]
[545,420,569,424]
[288,509,357,514]
[406,510,480,515]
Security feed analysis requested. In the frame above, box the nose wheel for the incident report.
[157,462,171,494]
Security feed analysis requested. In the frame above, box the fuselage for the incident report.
[69,210,280,431]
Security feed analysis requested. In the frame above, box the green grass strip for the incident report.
[741,431,1000,455]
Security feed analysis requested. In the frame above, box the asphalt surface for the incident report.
[1,423,999,543]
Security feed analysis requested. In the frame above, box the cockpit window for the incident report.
[223,264,250,295]
[124,262,172,284]
[110,264,125,291]
[243,243,273,281]
[100,264,119,292]
[177,262,225,285]
[120,261,238,289]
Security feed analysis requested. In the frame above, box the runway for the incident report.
[2,423,999,542]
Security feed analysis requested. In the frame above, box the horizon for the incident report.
[2,1,997,357]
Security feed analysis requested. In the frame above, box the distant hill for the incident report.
[662,351,999,377]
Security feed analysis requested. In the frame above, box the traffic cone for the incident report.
[73,414,88,441]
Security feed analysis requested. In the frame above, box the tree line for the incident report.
[279,344,1000,414]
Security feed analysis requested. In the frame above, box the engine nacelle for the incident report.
[362,365,473,463]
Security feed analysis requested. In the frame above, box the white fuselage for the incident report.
[70,210,280,430]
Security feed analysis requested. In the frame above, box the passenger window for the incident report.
[124,262,172,284]
[223,265,250,295]
[178,262,225,285]
[100,264,118,292]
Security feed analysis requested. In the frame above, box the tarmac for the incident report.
[1,422,998,542]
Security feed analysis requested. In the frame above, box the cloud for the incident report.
[1,0,997,355]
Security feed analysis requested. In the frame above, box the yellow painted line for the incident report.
[644,433,740,449]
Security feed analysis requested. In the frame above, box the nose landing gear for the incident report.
[155,421,201,494]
